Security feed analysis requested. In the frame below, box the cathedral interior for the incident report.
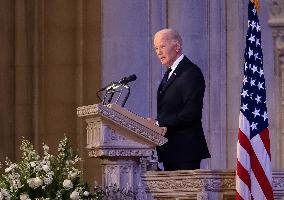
[0,0,284,199]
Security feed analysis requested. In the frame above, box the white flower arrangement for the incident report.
[0,136,104,200]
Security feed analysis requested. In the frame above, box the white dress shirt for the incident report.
[168,54,184,80]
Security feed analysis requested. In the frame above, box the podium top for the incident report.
[77,103,168,146]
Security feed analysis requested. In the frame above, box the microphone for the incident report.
[119,74,137,85]
[98,74,137,92]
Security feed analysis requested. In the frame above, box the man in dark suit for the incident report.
[153,28,211,171]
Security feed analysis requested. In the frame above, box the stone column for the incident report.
[267,0,284,168]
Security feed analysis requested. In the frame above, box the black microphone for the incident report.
[119,74,137,85]
[97,74,137,92]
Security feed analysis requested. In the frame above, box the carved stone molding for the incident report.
[268,0,284,27]
[143,170,235,193]
[143,170,284,199]
[77,104,167,146]
[88,149,153,158]
[272,171,284,199]
[85,118,149,151]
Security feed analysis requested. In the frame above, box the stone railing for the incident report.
[142,170,284,200]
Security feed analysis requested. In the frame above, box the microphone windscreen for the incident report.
[127,74,137,82]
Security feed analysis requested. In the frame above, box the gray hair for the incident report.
[155,28,183,46]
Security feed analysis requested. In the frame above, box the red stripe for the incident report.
[237,160,251,188]
[238,129,252,154]
[250,148,274,200]
[259,128,271,160]
[236,191,244,200]
[238,129,274,200]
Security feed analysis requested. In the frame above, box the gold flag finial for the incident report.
[251,0,260,12]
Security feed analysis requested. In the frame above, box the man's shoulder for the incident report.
[180,57,203,76]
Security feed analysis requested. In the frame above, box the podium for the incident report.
[77,103,167,198]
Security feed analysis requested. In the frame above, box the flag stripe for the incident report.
[237,129,251,200]
[250,148,273,199]
[259,128,271,159]
[251,133,272,182]
[251,171,266,200]
[237,140,250,172]
[236,191,245,200]
[239,112,251,138]
[236,176,250,200]
[237,160,251,188]
[238,127,252,155]
[238,124,273,200]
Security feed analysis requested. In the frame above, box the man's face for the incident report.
[154,33,180,67]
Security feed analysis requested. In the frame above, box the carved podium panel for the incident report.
[77,103,167,198]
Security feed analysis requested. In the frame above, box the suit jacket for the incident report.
[157,56,211,163]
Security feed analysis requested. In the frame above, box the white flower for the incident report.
[27,177,43,189]
[1,189,10,197]
[70,172,78,179]
[0,137,97,200]
[0,191,9,200]
[30,161,36,167]
[4,167,12,173]
[83,191,89,196]
[14,173,20,179]
[42,164,50,172]
[20,193,30,200]
[12,179,22,189]
[5,163,17,173]
[43,144,49,151]
[70,191,80,200]
[43,176,53,185]
[63,179,73,189]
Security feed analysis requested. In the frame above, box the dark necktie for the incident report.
[160,68,172,91]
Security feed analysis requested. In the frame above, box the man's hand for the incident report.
[146,117,158,125]
[147,118,167,136]
[161,127,167,136]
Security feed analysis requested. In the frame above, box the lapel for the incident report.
[158,56,190,98]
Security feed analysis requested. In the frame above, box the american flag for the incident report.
[236,1,274,200]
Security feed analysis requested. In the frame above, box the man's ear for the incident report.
[175,42,181,52]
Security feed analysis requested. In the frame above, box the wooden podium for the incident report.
[77,103,167,198]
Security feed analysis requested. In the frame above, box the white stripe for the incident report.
[237,141,251,172]
[251,171,267,200]
[239,112,250,138]
[236,175,251,200]
[237,112,252,199]
[251,135,273,185]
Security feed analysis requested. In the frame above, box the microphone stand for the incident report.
[101,83,131,107]
[96,90,102,101]
[121,85,130,107]
[107,90,115,104]
[97,74,137,104]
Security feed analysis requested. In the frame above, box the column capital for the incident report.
[267,0,284,27]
